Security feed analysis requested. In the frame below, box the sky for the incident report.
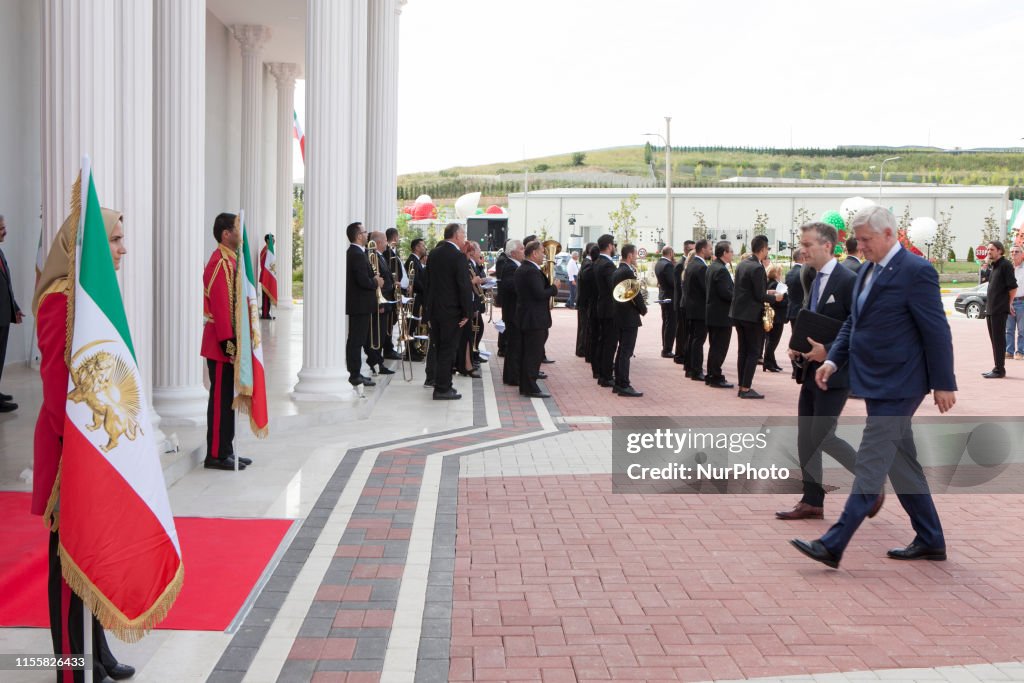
[298,0,1024,177]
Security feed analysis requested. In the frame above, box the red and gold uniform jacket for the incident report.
[202,244,237,363]
[32,285,69,518]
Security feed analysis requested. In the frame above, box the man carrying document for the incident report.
[775,221,869,521]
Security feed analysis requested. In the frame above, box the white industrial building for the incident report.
[508,186,1010,256]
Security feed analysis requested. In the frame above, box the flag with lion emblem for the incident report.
[58,157,182,641]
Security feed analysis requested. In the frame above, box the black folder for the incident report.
[788,309,844,353]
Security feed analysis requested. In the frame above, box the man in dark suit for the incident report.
[592,234,618,387]
[654,246,676,358]
[494,248,510,357]
[515,241,558,398]
[775,222,863,520]
[671,240,694,367]
[368,231,400,370]
[983,240,1017,378]
[499,239,524,386]
[611,245,647,396]
[345,222,384,389]
[729,235,783,399]
[424,223,473,400]
[405,238,428,360]
[842,237,862,271]
[575,242,596,361]
[683,239,712,381]
[704,241,734,389]
[792,206,957,568]
[784,248,806,380]
[0,215,24,412]
[382,228,406,360]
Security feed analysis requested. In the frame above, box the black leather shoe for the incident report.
[383,351,402,360]
[107,663,136,680]
[433,389,461,400]
[361,377,377,387]
[541,358,555,364]
[0,392,11,401]
[458,370,482,379]
[887,541,946,561]
[738,389,764,399]
[204,456,245,470]
[763,365,783,373]
[377,366,395,375]
[0,401,17,413]
[522,391,550,399]
[423,379,435,387]
[597,379,614,387]
[982,370,1006,378]
[660,351,674,358]
[617,386,643,397]
[689,372,706,382]
[707,377,734,389]
[672,357,686,365]
[536,371,548,379]
[790,538,839,568]
[349,377,364,387]
[236,456,253,466]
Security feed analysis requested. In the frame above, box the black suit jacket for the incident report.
[842,255,862,272]
[654,257,675,301]
[785,264,804,320]
[498,259,521,324]
[405,253,426,299]
[672,260,687,313]
[593,255,617,320]
[346,244,378,316]
[576,258,595,309]
[683,257,709,321]
[612,263,646,329]
[515,261,557,331]
[705,259,734,327]
[798,262,857,388]
[373,249,396,300]
[729,255,772,324]
[0,248,20,324]
[424,241,472,324]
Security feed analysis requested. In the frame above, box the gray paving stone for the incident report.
[417,637,450,660]
[427,570,453,586]
[419,618,450,639]
[243,607,279,627]
[369,582,400,601]
[423,601,452,620]
[274,561,304,578]
[354,637,389,660]
[297,617,333,638]
[306,601,340,619]
[254,590,288,610]
[216,646,258,672]
[229,625,269,649]
[206,671,246,683]
[277,659,316,683]
[414,656,450,683]
[265,575,297,593]
[315,659,385,672]
[330,627,390,639]
[333,601,397,611]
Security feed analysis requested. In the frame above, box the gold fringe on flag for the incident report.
[58,542,184,643]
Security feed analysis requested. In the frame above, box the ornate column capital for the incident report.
[231,24,272,56]
[267,62,302,85]
[396,0,408,15]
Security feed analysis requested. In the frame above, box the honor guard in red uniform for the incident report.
[202,213,250,471]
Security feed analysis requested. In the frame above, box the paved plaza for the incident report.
[2,306,1023,682]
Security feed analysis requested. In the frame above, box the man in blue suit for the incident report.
[791,206,957,568]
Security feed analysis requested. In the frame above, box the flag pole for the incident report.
[83,605,93,683]
[235,209,244,473]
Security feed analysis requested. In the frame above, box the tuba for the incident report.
[541,239,562,309]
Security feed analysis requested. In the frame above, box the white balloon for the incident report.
[908,216,938,245]
[454,192,482,220]
[840,196,876,219]
[415,194,432,205]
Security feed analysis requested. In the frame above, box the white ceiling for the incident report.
[207,0,306,67]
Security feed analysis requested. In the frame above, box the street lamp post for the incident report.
[878,156,901,201]
[644,116,673,247]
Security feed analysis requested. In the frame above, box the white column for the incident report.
[41,0,156,400]
[231,24,271,251]
[268,63,300,309]
[294,0,368,400]
[151,0,207,423]
[365,0,402,232]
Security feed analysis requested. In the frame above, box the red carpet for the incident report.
[0,492,293,631]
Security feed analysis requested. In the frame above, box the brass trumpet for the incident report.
[612,278,646,307]
[367,240,387,350]
[541,239,562,309]
[762,302,775,332]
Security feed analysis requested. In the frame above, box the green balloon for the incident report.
[834,244,843,256]
[821,210,846,232]
[475,208,484,214]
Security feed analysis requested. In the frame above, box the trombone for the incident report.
[367,240,387,351]
[541,239,562,309]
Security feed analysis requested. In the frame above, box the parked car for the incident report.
[953,284,988,319]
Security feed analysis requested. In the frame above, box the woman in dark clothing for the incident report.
[762,263,788,372]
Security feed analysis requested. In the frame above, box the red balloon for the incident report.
[411,202,436,220]
[402,205,414,215]
[485,205,504,215]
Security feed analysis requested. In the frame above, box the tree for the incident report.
[608,194,640,246]
[753,209,769,237]
[982,206,1002,243]
[692,209,709,241]
[896,204,913,248]
[793,206,812,230]
[643,141,653,166]
[933,205,956,272]
[571,152,586,167]
[967,246,975,262]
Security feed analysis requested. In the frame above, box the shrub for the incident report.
[571,152,586,166]
[967,246,975,262]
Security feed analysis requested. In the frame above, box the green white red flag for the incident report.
[233,214,269,437]
[58,157,182,640]
[260,235,278,305]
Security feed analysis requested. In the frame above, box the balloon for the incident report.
[485,205,505,215]
[475,208,484,215]
[411,202,436,220]
[454,192,482,220]
[415,194,432,205]
[908,216,938,245]
[821,210,845,232]
[402,206,414,215]
[839,196,875,219]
